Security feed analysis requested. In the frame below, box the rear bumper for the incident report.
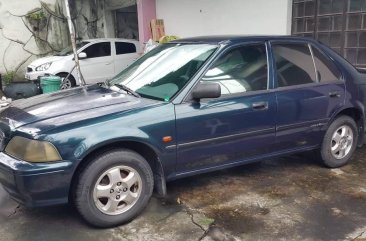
[0,152,74,207]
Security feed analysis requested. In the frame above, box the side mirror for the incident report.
[192,82,221,100]
[78,52,87,60]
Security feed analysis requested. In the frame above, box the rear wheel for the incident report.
[320,116,358,168]
[74,149,154,227]
[57,73,76,89]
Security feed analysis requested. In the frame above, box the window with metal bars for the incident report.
[292,0,366,67]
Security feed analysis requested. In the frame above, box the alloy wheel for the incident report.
[331,125,354,159]
[61,78,72,89]
[93,165,142,215]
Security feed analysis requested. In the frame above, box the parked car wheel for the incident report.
[320,115,358,168]
[74,149,154,228]
[57,73,76,89]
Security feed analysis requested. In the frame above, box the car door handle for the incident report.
[329,91,341,98]
[252,101,268,110]
[106,62,113,65]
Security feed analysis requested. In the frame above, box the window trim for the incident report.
[182,42,270,103]
[308,43,319,82]
[274,79,344,92]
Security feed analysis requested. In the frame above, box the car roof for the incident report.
[82,38,139,43]
[171,35,319,45]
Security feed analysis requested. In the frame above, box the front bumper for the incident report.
[25,70,47,81]
[0,152,74,207]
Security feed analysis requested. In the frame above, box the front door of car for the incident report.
[270,42,345,150]
[78,42,115,84]
[175,43,277,174]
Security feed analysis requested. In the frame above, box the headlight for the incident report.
[5,136,62,163]
[35,62,52,71]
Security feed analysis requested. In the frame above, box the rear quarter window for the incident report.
[311,46,341,82]
[116,42,137,55]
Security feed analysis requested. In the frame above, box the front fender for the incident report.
[28,101,176,181]
[77,134,164,161]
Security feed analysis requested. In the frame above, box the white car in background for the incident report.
[25,38,141,88]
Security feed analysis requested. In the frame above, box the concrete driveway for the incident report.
[1,148,366,241]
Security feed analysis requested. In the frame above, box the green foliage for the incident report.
[197,217,215,226]
[2,71,15,85]
[28,11,46,21]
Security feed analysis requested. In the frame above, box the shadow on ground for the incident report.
[2,149,366,241]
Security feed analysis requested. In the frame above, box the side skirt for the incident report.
[166,145,320,182]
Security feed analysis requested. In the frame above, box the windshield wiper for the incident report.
[113,84,140,98]
[104,78,111,87]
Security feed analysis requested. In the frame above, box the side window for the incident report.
[115,42,137,55]
[311,46,341,82]
[202,44,268,96]
[273,44,316,87]
[83,42,111,58]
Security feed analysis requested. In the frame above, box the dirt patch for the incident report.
[347,188,366,201]
[168,167,259,209]
[205,205,269,234]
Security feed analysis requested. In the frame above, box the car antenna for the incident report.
[64,0,86,87]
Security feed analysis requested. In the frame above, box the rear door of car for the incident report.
[175,42,277,175]
[78,41,115,84]
[114,41,140,75]
[270,41,345,151]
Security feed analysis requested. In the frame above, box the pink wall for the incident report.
[137,0,157,44]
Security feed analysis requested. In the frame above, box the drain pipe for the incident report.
[64,0,86,86]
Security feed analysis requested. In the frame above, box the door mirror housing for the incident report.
[192,82,221,100]
[78,52,87,60]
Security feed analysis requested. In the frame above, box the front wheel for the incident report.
[74,149,154,227]
[57,73,76,89]
[320,115,358,168]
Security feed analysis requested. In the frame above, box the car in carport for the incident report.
[1,35,366,228]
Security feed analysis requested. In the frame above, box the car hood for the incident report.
[28,55,66,68]
[0,85,158,130]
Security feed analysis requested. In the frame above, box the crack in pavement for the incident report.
[7,205,20,218]
[198,228,211,241]
[351,230,366,241]
[181,205,212,241]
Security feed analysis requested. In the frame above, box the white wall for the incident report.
[0,0,293,79]
[0,0,63,79]
[156,0,292,38]
[0,0,110,80]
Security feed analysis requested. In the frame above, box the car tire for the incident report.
[57,73,76,89]
[74,149,154,228]
[320,115,358,168]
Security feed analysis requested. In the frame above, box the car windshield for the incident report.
[55,42,90,56]
[109,43,218,101]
